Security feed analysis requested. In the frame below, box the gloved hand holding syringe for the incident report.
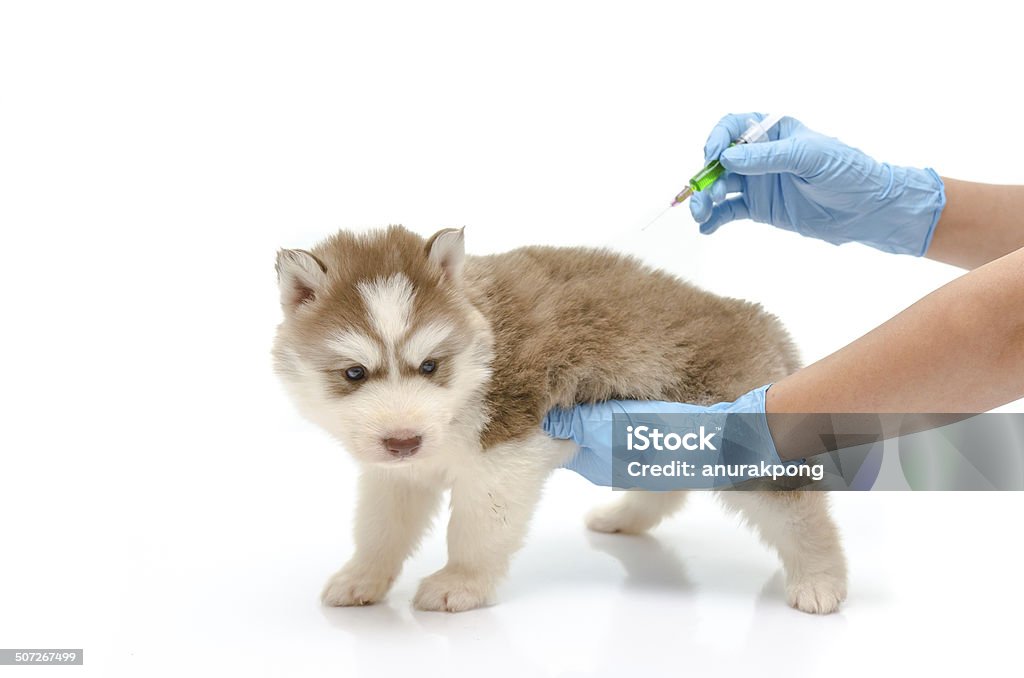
[667,112,785,207]
[654,111,946,256]
[642,113,783,231]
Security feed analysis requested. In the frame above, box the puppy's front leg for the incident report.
[413,432,573,612]
[322,469,442,607]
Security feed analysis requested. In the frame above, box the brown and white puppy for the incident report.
[272,226,847,614]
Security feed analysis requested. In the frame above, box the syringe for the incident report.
[669,113,785,207]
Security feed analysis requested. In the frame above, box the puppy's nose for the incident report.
[384,436,422,458]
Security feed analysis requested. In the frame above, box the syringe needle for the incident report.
[641,205,672,231]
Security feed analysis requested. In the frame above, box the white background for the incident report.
[2,1,1022,676]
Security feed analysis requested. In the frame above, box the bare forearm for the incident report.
[767,246,1024,460]
[768,245,1024,428]
[926,178,1024,269]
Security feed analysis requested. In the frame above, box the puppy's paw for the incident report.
[413,567,493,612]
[786,575,847,615]
[321,562,396,607]
[585,501,650,535]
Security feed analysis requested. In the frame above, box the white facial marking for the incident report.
[328,330,383,370]
[402,320,454,365]
[358,274,415,349]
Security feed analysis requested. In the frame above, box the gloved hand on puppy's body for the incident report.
[542,385,796,489]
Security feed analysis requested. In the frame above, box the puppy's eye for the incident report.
[344,365,366,381]
[419,359,437,375]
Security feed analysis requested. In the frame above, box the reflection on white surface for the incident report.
[317,516,852,678]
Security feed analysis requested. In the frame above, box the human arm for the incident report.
[763,242,1024,458]
[923,178,1024,269]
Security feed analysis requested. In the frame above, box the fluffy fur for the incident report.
[273,225,847,614]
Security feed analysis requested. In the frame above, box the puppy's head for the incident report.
[272,226,493,466]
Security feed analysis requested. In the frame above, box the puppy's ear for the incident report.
[276,249,327,311]
[425,227,465,285]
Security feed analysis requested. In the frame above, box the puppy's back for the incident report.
[465,246,798,446]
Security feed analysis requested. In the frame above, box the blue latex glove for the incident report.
[544,384,787,488]
[690,113,946,256]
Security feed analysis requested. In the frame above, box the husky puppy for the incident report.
[273,226,847,614]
